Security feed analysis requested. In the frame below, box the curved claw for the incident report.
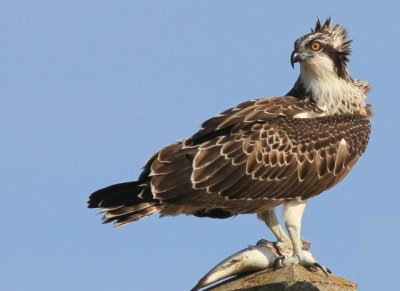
[313,263,331,276]
[273,255,285,271]
[272,242,284,256]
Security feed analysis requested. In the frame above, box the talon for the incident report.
[272,241,284,256]
[273,255,285,270]
[314,263,330,276]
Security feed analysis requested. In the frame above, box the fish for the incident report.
[191,239,317,291]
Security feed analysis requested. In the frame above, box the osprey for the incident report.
[88,18,372,270]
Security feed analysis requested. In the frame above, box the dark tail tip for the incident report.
[88,181,160,226]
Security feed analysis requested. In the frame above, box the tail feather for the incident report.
[88,181,150,208]
[108,205,160,227]
[103,203,155,217]
[88,181,160,226]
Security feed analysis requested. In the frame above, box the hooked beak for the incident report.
[290,50,301,68]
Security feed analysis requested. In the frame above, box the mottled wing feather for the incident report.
[146,97,370,215]
[187,96,323,146]
[191,115,370,204]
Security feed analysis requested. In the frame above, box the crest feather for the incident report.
[313,17,332,33]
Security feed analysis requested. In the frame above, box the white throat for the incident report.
[299,55,368,115]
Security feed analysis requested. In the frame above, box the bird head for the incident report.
[290,17,352,80]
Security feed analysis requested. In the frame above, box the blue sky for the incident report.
[1,1,399,290]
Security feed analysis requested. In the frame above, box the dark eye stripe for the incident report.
[316,44,349,79]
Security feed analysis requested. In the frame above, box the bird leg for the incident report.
[284,200,306,261]
[257,208,292,252]
[274,199,330,275]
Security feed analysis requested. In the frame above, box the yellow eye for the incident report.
[311,42,321,51]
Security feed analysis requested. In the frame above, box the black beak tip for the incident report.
[290,50,299,69]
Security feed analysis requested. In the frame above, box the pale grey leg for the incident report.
[283,200,307,261]
[279,200,330,274]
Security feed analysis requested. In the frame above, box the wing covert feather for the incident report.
[147,97,370,215]
[191,115,370,202]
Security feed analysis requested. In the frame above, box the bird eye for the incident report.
[311,42,321,51]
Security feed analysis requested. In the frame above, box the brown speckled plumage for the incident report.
[88,18,372,227]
